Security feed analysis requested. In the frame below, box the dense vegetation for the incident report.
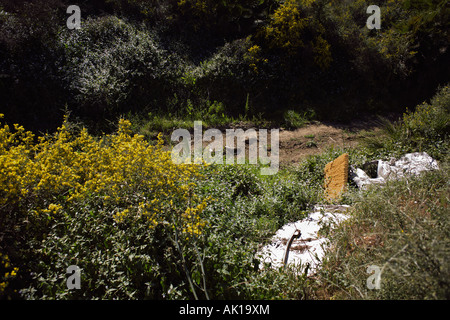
[0,0,449,133]
[0,0,449,300]
[1,83,448,299]
[315,85,449,299]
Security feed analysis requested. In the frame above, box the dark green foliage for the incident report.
[0,0,67,133]
[1,0,449,131]
[59,16,183,128]
[364,84,450,161]
[191,38,262,116]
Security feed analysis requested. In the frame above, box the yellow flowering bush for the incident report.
[0,253,18,297]
[312,35,333,70]
[0,113,213,298]
[259,0,332,69]
[262,0,309,53]
[244,44,268,73]
[0,114,207,235]
[182,200,208,237]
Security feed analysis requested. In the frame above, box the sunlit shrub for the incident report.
[0,113,211,298]
[403,85,450,137]
[363,85,450,160]
[59,16,182,117]
[259,0,332,70]
[0,113,206,232]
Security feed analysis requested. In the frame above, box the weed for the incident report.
[315,167,450,300]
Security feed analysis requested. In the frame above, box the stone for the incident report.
[377,160,394,180]
[324,153,349,201]
[377,152,439,181]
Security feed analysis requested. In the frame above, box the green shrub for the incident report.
[283,110,309,129]
[0,1,66,133]
[0,115,211,299]
[316,165,450,299]
[364,84,450,160]
[59,16,182,122]
[403,85,450,140]
[192,38,260,116]
[187,163,322,298]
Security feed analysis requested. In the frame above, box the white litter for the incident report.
[257,205,350,275]
[257,152,440,275]
[352,152,439,189]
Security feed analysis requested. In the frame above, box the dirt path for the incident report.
[177,119,383,168]
[278,121,380,167]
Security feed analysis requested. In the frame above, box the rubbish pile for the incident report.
[257,152,440,273]
[350,152,439,189]
[257,205,350,275]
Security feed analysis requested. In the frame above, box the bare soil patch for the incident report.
[173,118,383,168]
[277,120,382,167]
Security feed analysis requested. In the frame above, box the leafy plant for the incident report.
[0,114,209,299]
[59,16,182,121]
[283,110,308,129]
[364,84,450,161]
[315,166,450,299]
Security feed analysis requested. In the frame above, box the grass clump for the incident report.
[364,84,450,161]
[315,166,449,299]
[282,109,315,130]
